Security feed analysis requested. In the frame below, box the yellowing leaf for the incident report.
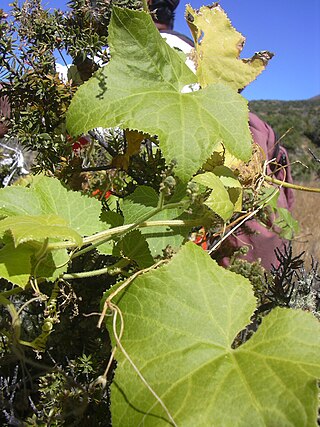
[186,4,274,91]
[111,129,146,170]
[125,129,145,157]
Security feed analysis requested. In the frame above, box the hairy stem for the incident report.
[265,175,320,193]
[62,258,130,280]
[47,203,194,253]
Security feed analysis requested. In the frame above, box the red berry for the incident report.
[72,142,81,152]
[92,189,101,197]
[78,136,90,146]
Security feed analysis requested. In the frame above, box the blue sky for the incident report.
[6,1,320,100]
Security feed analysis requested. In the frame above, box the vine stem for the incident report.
[0,287,24,299]
[47,209,197,253]
[264,175,320,193]
[0,295,21,344]
[208,188,280,255]
[73,199,186,257]
[62,258,130,280]
[141,0,149,13]
[98,259,166,328]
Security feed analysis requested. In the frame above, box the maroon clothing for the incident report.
[220,112,294,270]
[0,84,10,138]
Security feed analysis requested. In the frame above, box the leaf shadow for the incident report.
[114,381,175,426]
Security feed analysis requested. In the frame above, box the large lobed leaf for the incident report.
[0,176,105,287]
[66,7,252,182]
[186,4,274,91]
[107,243,320,426]
[0,176,103,237]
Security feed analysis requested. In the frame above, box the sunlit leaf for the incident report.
[66,7,252,182]
[193,172,234,220]
[213,165,242,211]
[107,243,320,426]
[0,242,33,288]
[0,186,42,218]
[31,175,103,237]
[0,214,82,247]
[0,176,107,284]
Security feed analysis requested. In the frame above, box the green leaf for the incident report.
[31,175,103,237]
[213,165,243,211]
[107,243,320,426]
[101,210,124,228]
[258,187,279,209]
[0,242,33,288]
[0,186,42,218]
[35,249,70,282]
[186,4,273,91]
[258,188,299,238]
[116,230,154,268]
[0,175,107,284]
[66,7,252,182]
[122,186,158,225]
[122,186,189,256]
[275,207,300,239]
[193,172,234,220]
[0,175,104,238]
[0,215,82,247]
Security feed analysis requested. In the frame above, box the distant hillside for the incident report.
[248,98,320,181]
[309,95,320,101]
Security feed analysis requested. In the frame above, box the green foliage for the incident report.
[193,171,240,220]
[0,0,142,172]
[0,2,318,426]
[0,175,105,287]
[106,243,320,426]
[259,187,300,239]
[121,185,191,256]
[66,7,252,182]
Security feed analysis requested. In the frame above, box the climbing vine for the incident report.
[0,2,319,426]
